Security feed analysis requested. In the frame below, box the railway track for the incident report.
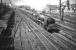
[10,9,76,50]
[0,7,76,50]
[21,9,76,49]
[24,17,70,50]
[13,10,48,50]
[20,11,76,49]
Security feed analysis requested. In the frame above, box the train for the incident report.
[33,14,60,33]
[23,10,60,33]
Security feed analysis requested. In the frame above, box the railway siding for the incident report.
[5,9,76,50]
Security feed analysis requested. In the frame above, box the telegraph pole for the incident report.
[59,0,62,21]
[0,0,3,8]
[1,0,2,5]
[1,0,2,3]
[67,0,70,10]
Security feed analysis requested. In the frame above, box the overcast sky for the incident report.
[14,0,66,11]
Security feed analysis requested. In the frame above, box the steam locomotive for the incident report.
[35,14,60,33]
[25,10,60,33]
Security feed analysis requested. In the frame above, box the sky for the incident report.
[14,0,66,11]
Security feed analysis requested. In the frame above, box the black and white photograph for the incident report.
[0,0,76,50]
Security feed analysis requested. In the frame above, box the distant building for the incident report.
[70,0,76,4]
[68,0,76,9]
[43,0,76,13]
[62,0,76,12]
[69,0,76,12]
[44,4,58,13]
